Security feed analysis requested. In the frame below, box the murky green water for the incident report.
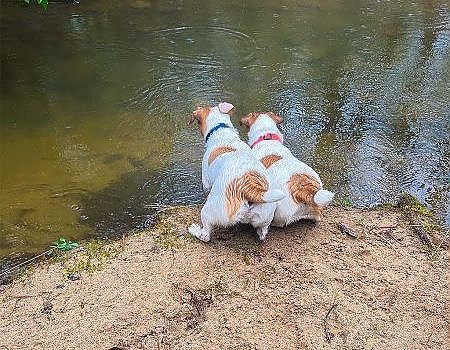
[1,0,449,262]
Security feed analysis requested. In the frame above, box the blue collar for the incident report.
[204,123,230,143]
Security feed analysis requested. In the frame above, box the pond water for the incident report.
[1,0,449,262]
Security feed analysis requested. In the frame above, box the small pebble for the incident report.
[67,272,81,281]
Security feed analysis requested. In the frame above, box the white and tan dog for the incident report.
[188,103,285,242]
[241,112,334,226]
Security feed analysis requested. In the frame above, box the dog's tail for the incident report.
[313,189,335,206]
[225,171,285,219]
[240,171,285,204]
[288,173,334,206]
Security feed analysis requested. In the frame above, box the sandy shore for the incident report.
[0,204,448,350]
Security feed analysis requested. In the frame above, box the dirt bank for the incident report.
[0,205,448,350]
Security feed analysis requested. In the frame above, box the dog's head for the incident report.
[241,112,284,147]
[240,112,283,129]
[189,102,235,137]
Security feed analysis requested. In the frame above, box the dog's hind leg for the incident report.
[256,225,269,241]
[250,202,275,241]
[188,205,213,242]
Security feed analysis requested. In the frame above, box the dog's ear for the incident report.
[240,112,260,127]
[189,106,211,135]
[189,108,200,125]
[266,112,284,124]
[218,102,235,114]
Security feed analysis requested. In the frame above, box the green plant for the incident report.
[153,217,183,249]
[50,238,79,252]
[23,0,48,9]
[420,244,442,261]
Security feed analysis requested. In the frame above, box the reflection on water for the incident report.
[1,0,449,263]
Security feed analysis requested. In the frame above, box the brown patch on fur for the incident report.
[260,154,283,168]
[240,111,283,127]
[225,171,269,219]
[265,112,283,124]
[208,146,236,165]
[190,106,211,136]
[288,173,321,205]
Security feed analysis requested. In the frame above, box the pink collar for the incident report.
[250,133,283,149]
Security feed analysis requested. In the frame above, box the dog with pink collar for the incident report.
[241,112,335,226]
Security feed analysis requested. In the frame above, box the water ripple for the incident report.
[140,26,257,68]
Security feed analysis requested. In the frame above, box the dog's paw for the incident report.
[188,223,210,242]
[188,223,201,236]
[257,227,268,241]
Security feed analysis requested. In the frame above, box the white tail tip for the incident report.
[314,189,335,206]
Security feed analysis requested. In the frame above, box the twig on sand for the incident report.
[338,223,358,238]
[323,303,337,343]
[374,232,404,257]
[407,216,433,247]
[397,194,434,247]
[7,298,21,320]
[121,234,126,251]
[0,249,54,278]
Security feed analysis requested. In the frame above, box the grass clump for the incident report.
[397,193,445,260]
[63,239,121,276]
[397,193,440,234]
[154,233,182,250]
[152,212,185,250]
[420,244,442,261]
[398,193,433,218]
[334,197,352,208]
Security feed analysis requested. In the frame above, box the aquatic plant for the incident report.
[22,0,48,9]
[50,238,79,252]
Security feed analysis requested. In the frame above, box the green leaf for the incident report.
[22,0,48,8]
[51,238,79,251]
[38,0,48,9]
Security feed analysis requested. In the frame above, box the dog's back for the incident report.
[206,142,284,226]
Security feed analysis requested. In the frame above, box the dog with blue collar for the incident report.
[188,102,285,242]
